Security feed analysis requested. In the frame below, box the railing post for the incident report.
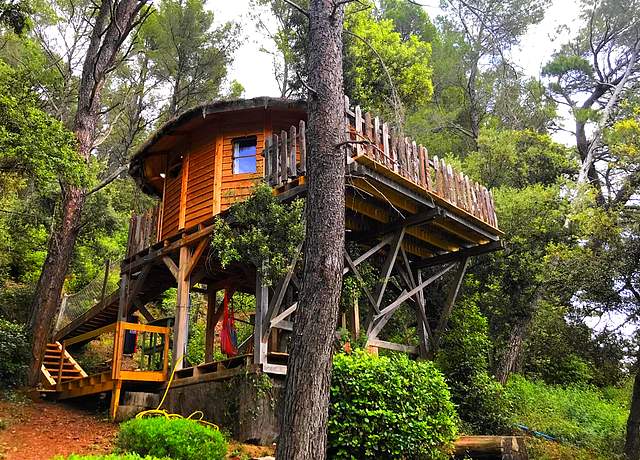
[56,341,65,390]
[298,120,306,175]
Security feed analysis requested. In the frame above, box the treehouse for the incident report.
[42,96,503,440]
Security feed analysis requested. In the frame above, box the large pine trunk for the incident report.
[276,1,345,459]
[495,320,528,385]
[625,369,640,460]
[27,0,146,386]
[27,187,86,385]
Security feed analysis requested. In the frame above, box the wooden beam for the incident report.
[163,256,179,280]
[270,303,298,329]
[262,242,303,340]
[373,228,405,311]
[205,288,219,363]
[254,276,269,366]
[433,258,469,351]
[64,323,117,347]
[414,240,503,269]
[367,338,418,355]
[184,239,208,281]
[172,246,190,370]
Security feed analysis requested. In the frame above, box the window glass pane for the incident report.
[233,156,256,174]
[233,137,257,174]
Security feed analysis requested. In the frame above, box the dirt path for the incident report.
[0,399,117,460]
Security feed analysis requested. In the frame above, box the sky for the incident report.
[209,0,583,99]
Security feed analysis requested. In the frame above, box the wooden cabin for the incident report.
[43,97,503,436]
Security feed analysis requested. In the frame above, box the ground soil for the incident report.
[0,395,275,460]
[0,397,117,459]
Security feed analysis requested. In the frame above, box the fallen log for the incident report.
[454,435,528,459]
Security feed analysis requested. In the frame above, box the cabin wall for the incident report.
[156,108,307,240]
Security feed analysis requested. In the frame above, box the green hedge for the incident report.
[116,417,227,460]
[0,319,29,387]
[328,350,457,459]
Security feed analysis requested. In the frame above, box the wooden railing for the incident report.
[263,97,498,228]
[62,321,170,383]
[126,206,159,258]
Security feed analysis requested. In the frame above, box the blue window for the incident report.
[233,137,257,174]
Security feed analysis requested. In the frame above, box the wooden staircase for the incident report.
[41,342,88,388]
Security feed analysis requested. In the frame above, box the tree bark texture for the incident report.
[276,2,345,459]
[27,0,147,386]
[495,320,528,385]
[626,369,640,460]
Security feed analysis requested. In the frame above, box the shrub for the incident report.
[436,301,512,434]
[506,374,627,457]
[0,319,29,387]
[116,417,227,460]
[328,350,457,459]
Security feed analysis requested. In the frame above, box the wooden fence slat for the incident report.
[424,147,432,191]
[364,112,372,158]
[271,134,279,187]
[489,189,498,227]
[355,105,363,156]
[264,137,272,183]
[418,145,427,187]
[299,120,306,175]
[382,122,390,168]
[289,125,297,177]
[374,117,381,162]
[411,141,418,182]
[280,130,288,184]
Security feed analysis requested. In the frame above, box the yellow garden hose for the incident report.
[135,355,220,430]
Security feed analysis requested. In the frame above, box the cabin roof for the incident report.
[129,97,306,195]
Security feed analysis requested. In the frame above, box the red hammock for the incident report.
[220,288,238,357]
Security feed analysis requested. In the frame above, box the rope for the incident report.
[134,355,219,431]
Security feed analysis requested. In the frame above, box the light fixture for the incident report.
[159,173,166,179]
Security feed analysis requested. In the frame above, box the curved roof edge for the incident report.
[131,97,307,162]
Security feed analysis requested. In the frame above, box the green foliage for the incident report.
[0,61,84,185]
[507,374,628,456]
[210,182,304,285]
[436,301,512,434]
[464,128,577,189]
[0,319,29,387]
[344,0,433,116]
[328,350,457,459]
[141,0,239,117]
[116,417,227,460]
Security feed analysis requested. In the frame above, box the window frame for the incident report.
[232,136,258,175]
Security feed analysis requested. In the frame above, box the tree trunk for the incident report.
[27,0,147,387]
[625,368,640,460]
[27,187,85,385]
[495,320,528,385]
[276,2,345,459]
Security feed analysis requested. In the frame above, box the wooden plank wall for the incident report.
[220,128,265,212]
[184,143,216,229]
[161,173,182,239]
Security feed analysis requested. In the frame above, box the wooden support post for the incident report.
[117,273,129,321]
[346,297,360,338]
[254,274,269,367]
[433,258,469,351]
[299,120,306,175]
[172,245,191,369]
[56,342,65,390]
[110,380,122,420]
[204,287,218,363]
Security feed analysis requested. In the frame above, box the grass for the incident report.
[506,374,629,459]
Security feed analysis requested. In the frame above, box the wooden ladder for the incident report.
[41,342,88,388]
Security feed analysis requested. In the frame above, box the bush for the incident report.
[116,417,227,460]
[328,350,457,459]
[0,319,29,387]
[436,301,512,434]
[506,374,627,457]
